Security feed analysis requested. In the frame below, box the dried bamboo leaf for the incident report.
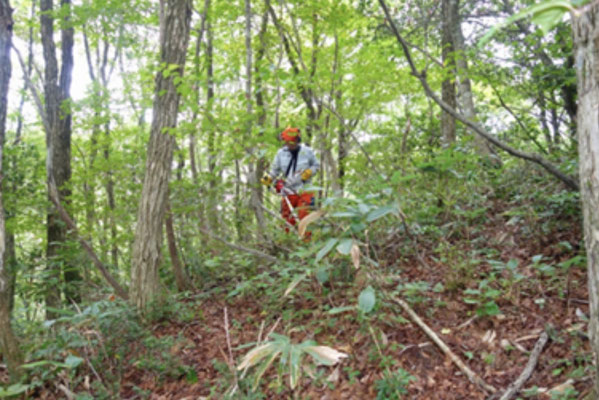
[298,209,326,238]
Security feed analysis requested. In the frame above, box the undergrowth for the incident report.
[1,154,590,399]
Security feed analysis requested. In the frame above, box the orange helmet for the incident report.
[280,127,301,142]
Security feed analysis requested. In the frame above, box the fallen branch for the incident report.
[391,295,497,394]
[492,331,549,400]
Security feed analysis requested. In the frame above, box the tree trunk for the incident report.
[441,0,456,146]
[244,0,267,239]
[41,0,81,316]
[205,0,219,233]
[573,3,599,395]
[450,0,495,159]
[253,8,269,238]
[130,0,191,310]
[165,202,191,292]
[0,0,23,378]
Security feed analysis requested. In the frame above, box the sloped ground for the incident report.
[118,200,592,399]
[1,197,592,399]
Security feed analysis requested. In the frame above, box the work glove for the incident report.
[301,168,312,181]
[260,173,273,186]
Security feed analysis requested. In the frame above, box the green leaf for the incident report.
[477,301,501,316]
[0,383,30,397]
[315,267,329,284]
[532,7,567,33]
[336,239,353,255]
[327,305,356,314]
[64,355,84,369]
[366,204,395,222]
[316,238,339,262]
[478,0,575,46]
[358,286,376,313]
[20,360,69,369]
[288,344,303,389]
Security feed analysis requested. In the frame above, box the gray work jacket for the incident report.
[269,144,320,192]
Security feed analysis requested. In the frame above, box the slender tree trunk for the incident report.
[41,0,81,316]
[450,0,495,159]
[205,0,219,233]
[0,0,23,378]
[130,0,192,310]
[165,202,191,292]
[573,4,599,395]
[441,0,456,146]
[190,2,208,229]
[253,8,269,233]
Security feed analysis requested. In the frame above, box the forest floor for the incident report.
[1,198,592,399]
[118,200,592,399]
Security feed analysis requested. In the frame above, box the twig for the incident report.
[391,295,497,394]
[457,316,478,330]
[223,307,239,395]
[57,384,75,400]
[256,320,265,344]
[265,317,282,339]
[224,307,235,368]
[490,331,549,400]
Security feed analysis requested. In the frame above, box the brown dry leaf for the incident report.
[298,209,326,238]
[326,366,341,384]
[350,243,360,269]
[304,345,349,365]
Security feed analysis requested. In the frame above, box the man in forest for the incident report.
[261,127,319,238]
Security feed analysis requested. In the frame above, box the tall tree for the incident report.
[441,0,456,146]
[449,0,494,159]
[573,2,599,395]
[130,0,192,310]
[205,0,219,233]
[244,0,268,239]
[40,0,80,315]
[0,0,23,379]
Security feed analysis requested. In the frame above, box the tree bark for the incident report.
[205,0,219,233]
[572,3,599,395]
[41,0,81,316]
[441,0,456,146]
[130,0,192,310]
[450,0,495,160]
[165,202,191,292]
[0,0,23,378]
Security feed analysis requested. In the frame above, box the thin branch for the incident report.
[391,295,497,394]
[11,44,49,134]
[48,178,129,300]
[490,84,548,155]
[378,0,579,191]
[492,331,549,400]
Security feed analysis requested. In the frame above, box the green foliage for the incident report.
[358,286,376,313]
[0,383,30,398]
[479,0,577,46]
[374,368,415,400]
[463,279,502,317]
[237,333,347,391]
